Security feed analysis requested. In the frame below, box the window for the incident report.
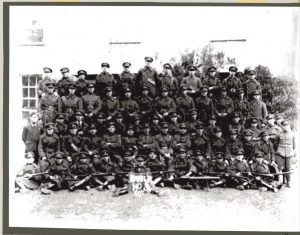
[22,74,42,111]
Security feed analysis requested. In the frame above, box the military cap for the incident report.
[55,113,65,120]
[75,110,84,116]
[221,86,228,92]
[189,109,198,115]
[243,129,253,136]
[105,86,113,92]
[252,90,261,95]
[60,67,70,73]
[115,113,123,119]
[79,153,88,159]
[161,86,169,92]
[148,147,157,153]
[67,82,77,89]
[188,65,197,71]
[260,131,269,137]
[229,66,238,72]
[237,88,244,94]
[235,149,244,155]
[200,86,208,92]
[281,120,290,126]
[229,129,238,135]
[210,115,217,120]
[122,62,131,68]
[233,112,241,118]
[101,62,110,68]
[86,83,95,88]
[43,67,53,73]
[163,63,172,69]
[180,84,188,91]
[142,85,149,91]
[178,147,187,153]
[124,149,134,156]
[215,152,225,159]
[134,115,141,120]
[69,122,78,129]
[144,57,153,62]
[169,112,178,118]
[88,123,97,130]
[136,155,146,162]
[142,122,150,129]
[195,122,204,129]
[55,152,64,159]
[276,114,284,120]
[251,117,258,123]
[179,123,187,129]
[248,70,257,75]
[266,114,275,120]
[25,152,35,159]
[45,122,54,129]
[101,149,110,157]
[107,121,116,127]
[46,82,55,89]
[152,114,159,120]
[208,66,217,72]
[77,70,87,76]
[124,87,131,93]
[161,122,169,128]
[254,152,264,158]
[214,127,222,133]
[97,112,106,119]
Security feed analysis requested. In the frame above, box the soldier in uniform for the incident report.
[248,117,261,140]
[264,114,282,148]
[172,123,191,153]
[38,123,60,172]
[61,82,83,122]
[74,111,88,137]
[95,113,107,137]
[210,127,229,160]
[181,65,202,98]
[190,122,211,160]
[175,85,195,122]
[168,111,181,136]
[202,66,221,98]
[122,124,138,154]
[204,115,217,139]
[186,109,200,136]
[117,62,136,98]
[195,86,214,124]
[22,112,43,162]
[249,90,268,123]
[208,152,230,188]
[62,122,86,164]
[275,120,295,187]
[39,82,62,124]
[95,62,116,98]
[75,70,88,97]
[158,63,178,98]
[145,148,166,187]
[150,114,161,136]
[244,70,261,100]
[57,67,73,97]
[37,67,57,99]
[226,130,244,162]
[102,86,120,121]
[242,129,256,162]
[228,149,252,190]
[136,57,159,98]
[214,86,234,130]
[84,123,101,160]
[233,88,249,123]
[93,150,117,191]
[222,66,242,99]
[137,86,154,122]
[251,152,280,192]
[120,87,140,124]
[82,83,102,123]
[54,113,68,149]
[275,114,284,128]
[190,150,210,190]
[114,113,126,135]
[101,122,122,166]
[133,115,142,136]
[155,122,174,156]
[228,112,245,140]
[138,123,156,155]
[154,86,177,120]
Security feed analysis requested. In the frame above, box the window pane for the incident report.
[30,75,36,86]
[23,100,29,108]
[37,76,42,82]
[29,100,36,108]
[23,88,28,97]
[22,76,29,86]
[30,88,36,98]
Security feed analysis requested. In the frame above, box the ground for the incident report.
[9,177,300,231]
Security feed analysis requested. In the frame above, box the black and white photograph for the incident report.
[6,3,300,232]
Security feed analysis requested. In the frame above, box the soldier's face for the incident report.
[234,117,240,123]
[80,158,88,163]
[69,88,76,94]
[149,152,157,159]
[282,124,289,131]
[276,118,283,125]
[179,128,187,134]
[137,161,144,167]
[87,87,94,93]
[162,91,168,97]
[70,128,77,135]
[162,68,168,74]
[103,156,110,162]
[145,61,151,67]
[251,123,258,128]
[124,156,132,162]
[262,135,269,141]
[127,129,134,136]
[191,114,197,120]
[46,128,54,135]
[78,74,85,80]
[197,128,204,135]
[267,118,275,125]
[106,91,112,97]
[123,67,130,72]
[244,136,252,141]
[55,158,63,164]
[144,128,150,134]
[108,126,116,133]
[62,72,69,77]
[30,115,38,123]
[221,91,227,96]
[189,70,195,76]
[236,155,243,162]
[56,118,64,123]
[153,119,159,125]
[135,120,140,125]
[97,118,104,123]
[253,95,260,100]
[26,157,34,164]
[209,119,216,125]
[256,157,263,164]
[89,129,97,135]
[142,90,149,95]
[102,67,108,72]
[125,92,131,98]
[171,117,177,122]
[209,71,216,76]
[76,115,83,121]
[179,152,186,158]
[201,91,208,97]
[229,71,236,76]
[215,132,222,138]
[162,128,168,134]
[217,158,223,163]
[47,87,54,93]
[196,155,203,161]
[116,118,123,123]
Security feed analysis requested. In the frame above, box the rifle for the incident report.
[252,171,293,178]
[23,171,49,178]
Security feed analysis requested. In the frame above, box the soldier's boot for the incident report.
[173,182,180,189]
[261,180,275,192]
[212,180,225,188]
[285,174,291,188]
[108,184,116,191]
[182,182,193,190]
[151,189,163,197]
[278,174,284,186]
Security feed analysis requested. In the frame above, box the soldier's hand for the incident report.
[67,156,72,162]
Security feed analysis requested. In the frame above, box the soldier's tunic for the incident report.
[255,140,275,163]
[229,160,251,186]
[158,73,178,97]
[48,160,72,189]
[169,156,193,177]
[101,133,122,163]
[202,75,221,96]
[54,122,67,150]
[39,93,62,123]
[276,129,295,171]
[181,75,202,93]
[137,66,159,97]
[120,98,139,123]
[244,78,261,99]
[228,123,245,140]
[62,134,85,161]
[82,93,102,117]
[75,120,88,137]
[191,134,211,157]
[61,94,83,120]
[137,94,154,121]
[175,94,195,121]
[95,72,116,98]
[264,124,282,148]
[122,135,138,150]
[222,75,242,94]
[155,96,176,118]
[37,77,57,98]
[146,158,166,178]
[138,134,156,155]
[172,134,191,151]
[116,159,136,186]
[214,95,234,121]
[168,121,180,136]
[38,133,60,171]
[210,136,229,160]
[242,139,256,161]
[102,96,120,119]
[226,138,243,159]
[93,158,117,183]
[195,96,214,124]
[115,122,126,136]
[71,160,97,188]
[249,100,268,121]
[96,122,107,137]
[83,133,101,157]
[191,157,209,174]
[15,163,42,189]
[150,123,161,136]
[75,78,88,97]
[233,97,250,120]
[57,77,73,97]
[155,133,174,150]
[117,71,136,96]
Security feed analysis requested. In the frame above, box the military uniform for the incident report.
[244,70,261,100]
[83,124,101,158]
[214,88,234,127]
[102,87,120,119]
[249,90,268,121]
[242,130,256,162]
[120,88,140,123]
[226,130,244,160]
[137,86,154,121]
[61,88,83,121]
[75,70,88,97]
[210,128,229,160]
[101,131,122,165]
[158,64,178,97]
[117,64,136,97]
[82,83,102,120]
[175,85,195,121]
[190,123,211,157]
[202,66,221,97]
[208,152,230,188]
[172,124,191,152]
[154,87,177,119]
[57,68,73,97]
[122,125,138,151]
[195,86,214,124]
[95,63,116,98]
[137,123,156,155]
[254,133,275,165]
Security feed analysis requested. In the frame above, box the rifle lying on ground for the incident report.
[23,171,49,178]
[250,171,294,178]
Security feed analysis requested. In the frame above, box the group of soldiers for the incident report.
[17,57,296,196]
